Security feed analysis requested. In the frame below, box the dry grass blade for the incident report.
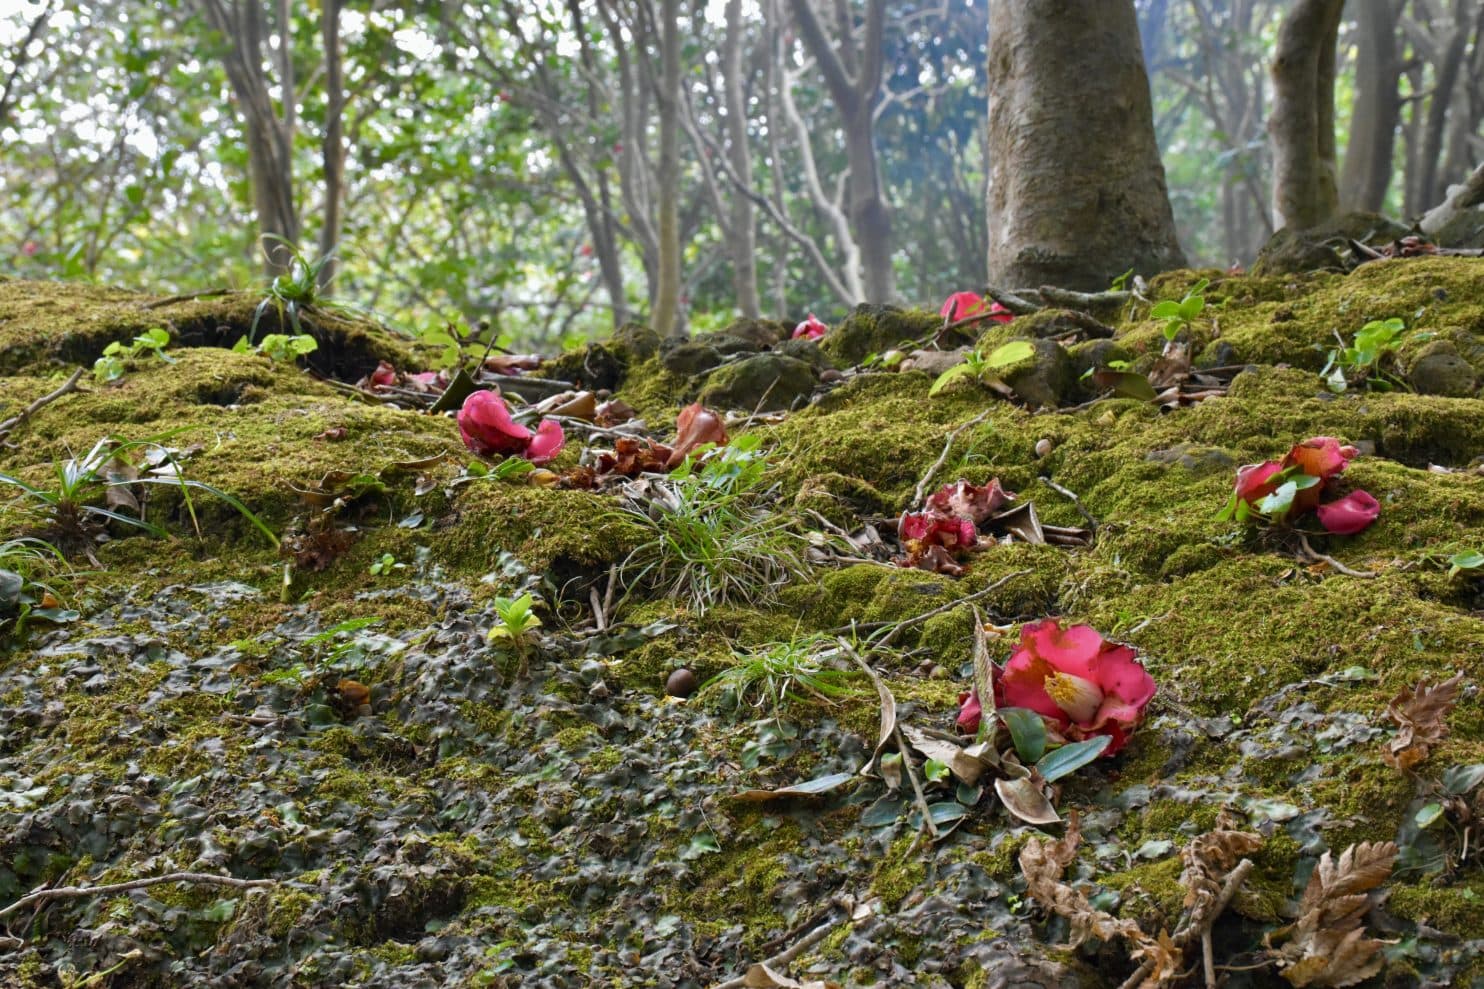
[1383,672,1462,770]
[1266,841,1398,988]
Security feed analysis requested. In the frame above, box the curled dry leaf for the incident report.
[741,963,841,989]
[1178,828,1262,929]
[666,402,727,468]
[1266,841,1398,988]
[1382,672,1462,771]
[1018,813,1179,986]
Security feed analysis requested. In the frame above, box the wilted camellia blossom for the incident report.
[939,291,1013,324]
[1224,435,1377,535]
[958,619,1156,755]
[665,402,728,468]
[792,313,828,341]
[457,390,565,465]
[1315,490,1381,535]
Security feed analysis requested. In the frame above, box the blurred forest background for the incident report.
[1,0,1481,347]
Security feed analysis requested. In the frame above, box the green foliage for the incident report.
[487,592,542,643]
[368,552,404,577]
[617,435,813,614]
[1321,317,1411,392]
[701,636,860,718]
[928,340,1036,396]
[0,537,76,646]
[1149,277,1208,341]
[235,332,319,363]
[250,238,360,343]
[1214,464,1321,526]
[93,327,173,383]
[1447,550,1484,579]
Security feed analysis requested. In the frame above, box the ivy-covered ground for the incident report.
[2,258,1484,988]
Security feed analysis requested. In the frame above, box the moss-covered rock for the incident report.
[696,353,817,412]
[1251,211,1410,276]
[821,303,943,365]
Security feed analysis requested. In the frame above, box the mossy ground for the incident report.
[3,265,1484,985]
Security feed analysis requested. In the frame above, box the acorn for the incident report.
[665,668,699,698]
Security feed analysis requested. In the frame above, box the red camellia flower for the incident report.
[21,240,39,257]
[993,619,1156,755]
[457,390,565,466]
[1230,460,1283,513]
[924,478,1014,524]
[792,313,828,341]
[666,402,728,468]
[368,361,397,390]
[956,689,983,735]
[899,511,977,550]
[1316,489,1380,535]
[1283,436,1358,512]
[939,291,1013,324]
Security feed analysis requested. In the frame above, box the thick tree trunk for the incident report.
[985,0,1184,290]
[1340,0,1400,212]
[723,0,761,318]
[1268,0,1344,231]
[653,0,682,339]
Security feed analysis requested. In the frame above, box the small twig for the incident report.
[894,724,941,841]
[1036,285,1132,310]
[710,909,848,989]
[140,287,236,310]
[982,285,1042,315]
[590,586,607,632]
[0,367,85,445]
[1297,533,1376,578]
[862,570,1032,649]
[0,871,274,924]
[1039,476,1098,532]
[912,409,995,506]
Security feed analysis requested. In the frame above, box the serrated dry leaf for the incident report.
[1383,673,1462,770]
[1179,828,1262,924]
[1267,841,1397,987]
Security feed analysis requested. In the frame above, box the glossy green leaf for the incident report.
[1035,735,1111,782]
[999,707,1047,763]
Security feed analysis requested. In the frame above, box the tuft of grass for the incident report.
[701,635,860,717]
[251,237,364,343]
[615,435,814,614]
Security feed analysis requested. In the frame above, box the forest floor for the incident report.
[2,258,1484,988]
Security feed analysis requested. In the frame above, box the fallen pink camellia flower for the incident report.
[363,360,398,391]
[940,291,1013,324]
[1283,436,1359,512]
[457,390,566,466]
[792,313,828,341]
[992,619,1156,755]
[899,510,977,551]
[1316,489,1380,535]
[925,478,1014,524]
[666,402,728,468]
[1229,460,1283,515]
[406,370,449,393]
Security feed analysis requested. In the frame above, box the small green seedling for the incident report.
[1215,464,1322,526]
[1150,278,1208,342]
[94,327,174,383]
[1321,317,1410,392]
[368,553,404,577]
[929,340,1036,396]
[235,332,319,363]
[489,592,543,676]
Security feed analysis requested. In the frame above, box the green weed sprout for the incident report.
[1321,317,1411,392]
[94,327,173,383]
[489,592,543,676]
[929,340,1035,396]
[701,635,860,719]
[1150,277,1208,341]
[250,236,363,343]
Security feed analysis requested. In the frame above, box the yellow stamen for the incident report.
[1043,671,1103,723]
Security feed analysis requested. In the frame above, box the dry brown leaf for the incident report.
[1267,841,1398,987]
[1383,673,1462,770]
[1179,828,1263,923]
[740,963,840,989]
[899,726,986,785]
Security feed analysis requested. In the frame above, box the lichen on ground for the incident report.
[2,262,1484,986]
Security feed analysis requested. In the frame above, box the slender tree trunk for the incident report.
[985,0,1184,290]
[1416,0,1470,210]
[723,0,761,318]
[318,0,344,289]
[1340,0,1401,211]
[1268,0,1344,230]
[653,0,682,338]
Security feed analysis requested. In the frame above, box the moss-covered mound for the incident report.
[3,261,1484,987]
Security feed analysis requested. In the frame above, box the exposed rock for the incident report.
[1145,443,1237,471]
[1251,211,1410,276]
[776,337,834,370]
[659,340,725,376]
[696,353,817,411]
[541,341,627,391]
[1407,340,1479,396]
[899,348,969,377]
[612,321,662,360]
[822,303,943,365]
[708,333,762,357]
[721,317,790,350]
[1067,338,1133,379]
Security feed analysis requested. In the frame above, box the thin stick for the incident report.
[1036,285,1132,309]
[912,410,995,506]
[1202,929,1216,988]
[590,586,607,632]
[709,910,847,989]
[1297,533,1376,578]
[1039,476,1098,532]
[982,285,1042,315]
[141,287,235,310]
[894,723,941,841]
[0,367,85,444]
[0,872,274,923]
[864,569,1032,649]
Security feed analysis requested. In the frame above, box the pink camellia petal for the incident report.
[939,291,987,322]
[1233,461,1283,508]
[899,511,934,543]
[458,390,531,458]
[1316,489,1380,535]
[956,690,982,735]
[996,650,1069,723]
[368,360,397,390]
[925,479,1014,524]
[1284,436,1355,482]
[525,418,566,465]
[1024,620,1104,680]
[1090,644,1157,709]
[666,402,728,468]
[792,313,828,341]
[988,301,1014,324]
[407,370,447,393]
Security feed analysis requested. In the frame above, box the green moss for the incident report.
[870,833,928,909]
[1389,880,1484,940]
[820,304,943,365]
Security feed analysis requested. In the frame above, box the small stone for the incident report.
[1035,438,1052,458]
[665,668,698,698]
[819,368,845,384]
[588,679,611,701]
